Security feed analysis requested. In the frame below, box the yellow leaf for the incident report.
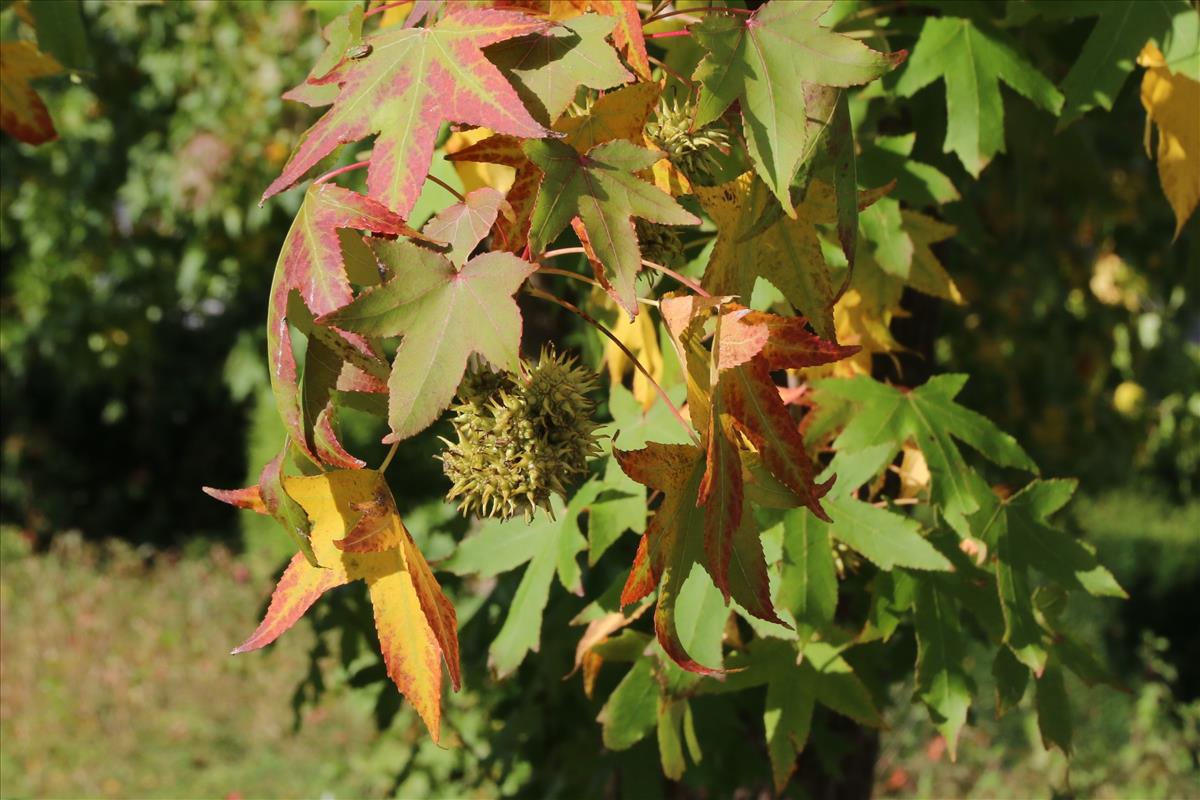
[696,173,841,338]
[556,80,662,152]
[0,40,61,145]
[444,127,517,194]
[605,305,666,410]
[233,470,460,742]
[1139,42,1200,238]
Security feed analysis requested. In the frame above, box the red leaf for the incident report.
[268,184,417,466]
[232,552,348,654]
[719,306,861,370]
[724,357,833,521]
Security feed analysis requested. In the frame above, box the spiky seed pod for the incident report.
[441,348,601,521]
[645,95,731,184]
[635,218,686,270]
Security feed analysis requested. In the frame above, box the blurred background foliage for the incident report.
[1,0,1197,798]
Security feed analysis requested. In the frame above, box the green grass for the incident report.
[0,531,383,800]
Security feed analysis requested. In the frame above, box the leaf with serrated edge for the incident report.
[525,138,699,317]
[264,8,554,215]
[322,240,536,443]
[268,184,418,466]
[488,13,632,125]
[232,470,459,741]
[422,187,507,267]
[615,443,722,675]
[691,1,901,215]
[695,175,850,339]
[895,17,1063,176]
[724,357,833,521]
[914,581,972,758]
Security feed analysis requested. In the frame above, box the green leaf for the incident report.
[29,0,92,72]
[914,582,972,758]
[895,17,1064,176]
[764,658,816,793]
[691,1,900,215]
[488,13,632,125]
[992,646,1030,717]
[816,374,1036,534]
[777,509,837,631]
[525,138,699,317]
[657,698,698,780]
[1035,658,1073,754]
[599,657,659,750]
[1057,1,1194,127]
[803,640,884,727]
[444,488,598,678]
[825,495,952,572]
[265,8,554,215]
[323,240,536,443]
[857,134,961,208]
[859,198,914,278]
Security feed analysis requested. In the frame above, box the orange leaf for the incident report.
[0,41,60,145]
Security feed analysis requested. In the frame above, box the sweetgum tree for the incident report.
[152,0,1190,794]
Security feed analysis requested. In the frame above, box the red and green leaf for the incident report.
[264,8,554,215]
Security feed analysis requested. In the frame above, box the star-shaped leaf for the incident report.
[895,16,1064,176]
[815,374,1037,534]
[691,1,901,215]
[268,184,420,467]
[322,238,537,443]
[525,138,700,317]
[217,469,461,741]
[264,8,554,215]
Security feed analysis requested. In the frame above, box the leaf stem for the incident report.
[540,246,710,298]
[537,266,662,306]
[378,441,399,473]
[641,258,711,298]
[365,1,407,18]
[646,30,692,40]
[425,173,466,203]
[541,246,588,260]
[645,5,754,24]
[647,54,695,88]
[523,286,699,446]
[314,160,368,186]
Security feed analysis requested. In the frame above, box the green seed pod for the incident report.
[645,94,731,185]
[635,218,685,269]
[441,348,601,521]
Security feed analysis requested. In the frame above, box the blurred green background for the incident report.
[1,1,1197,798]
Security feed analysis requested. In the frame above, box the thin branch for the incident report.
[314,160,368,186]
[425,172,465,203]
[647,29,692,40]
[378,441,399,473]
[541,246,588,260]
[537,265,659,307]
[537,266,602,288]
[646,5,754,24]
[641,258,711,297]
[523,286,700,446]
[648,54,695,88]
[365,1,408,18]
